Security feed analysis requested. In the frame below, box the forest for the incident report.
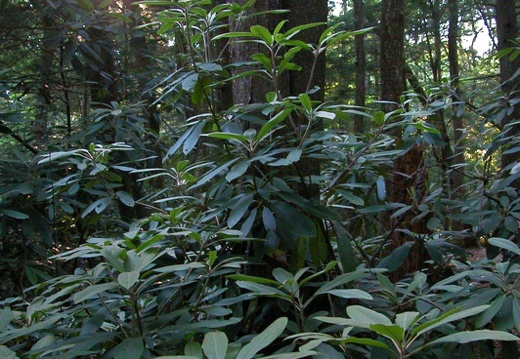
[0,0,519,358]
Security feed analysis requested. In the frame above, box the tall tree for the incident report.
[448,0,466,234]
[380,0,429,281]
[380,0,405,113]
[354,0,366,133]
[495,0,520,179]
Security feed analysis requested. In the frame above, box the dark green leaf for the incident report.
[114,338,144,359]
[228,193,254,228]
[73,283,119,303]
[226,160,251,182]
[377,242,414,272]
[0,209,28,220]
[488,237,520,255]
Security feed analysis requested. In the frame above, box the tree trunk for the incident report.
[448,0,467,236]
[496,0,520,180]
[354,0,366,133]
[282,0,328,199]
[380,0,405,113]
[380,0,429,281]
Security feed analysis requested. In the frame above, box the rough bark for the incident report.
[380,0,405,113]
[496,0,520,180]
[380,0,429,281]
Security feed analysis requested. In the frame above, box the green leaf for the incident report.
[376,175,386,200]
[256,108,293,141]
[266,91,277,102]
[513,297,520,332]
[114,338,144,359]
[476,295,506,328]
[250,25,273,45]
[395,312,419,332]
[181,72,199,92]
[412,122,440,134]
[271,202,316,237]
[373,111,385,126]
[488,237,520,255]
[228,193,254,228]
[377,273,396,297]
[117,271,140,290]
[347,305,393,326]
[185,342,203,358]
[226,160,251,182]
[251,53,272,70]
[428,330,520,345]
[342,337,392,351]
[315,110,336,120]
[412,306,489,337]
[369,324,404,342]
[325,289,373,300]
[236,317,287,359]
[208,132,248,143]
[82,197,111,217]
[202,332,228,359]
[261,353,316,359]
[31,334,56,352]
[333,222,356,273]
[154,262,206,272]
[298,93,312,111]
[235,281,289,298]
[268,148,302,166]
[0,209,29,220]
[73,282,119,303]
[183,121,206,155]
[227,274,280,286]
[198,62,223,72]
[0,345,18,359]
[101,247,126,272]
[0,308,12,330]
[377,242,414,272]
[116,191,135,207]
[314,270,366,295]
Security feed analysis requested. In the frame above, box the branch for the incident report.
[0,121,39,154]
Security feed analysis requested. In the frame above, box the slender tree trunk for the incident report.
[496,0,520,180]
[354,0,366,133]
[34,9,56,145]
[448,0,467,236]
[427,0,443,83]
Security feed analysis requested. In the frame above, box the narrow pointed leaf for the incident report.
[236,317,287,359]
[428,330,520,345]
